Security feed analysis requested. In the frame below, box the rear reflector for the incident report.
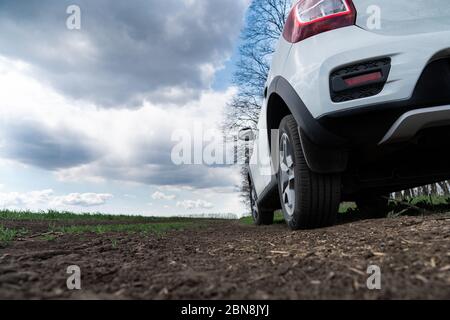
[330,58,391,102]
[344,71,383,87]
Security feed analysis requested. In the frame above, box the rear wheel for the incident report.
[249,178,274,225]
[355,194,391,219]
[277,115,341,230]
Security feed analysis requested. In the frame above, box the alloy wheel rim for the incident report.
[279,133,296,216]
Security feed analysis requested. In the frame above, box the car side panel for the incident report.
[250,38,291,197]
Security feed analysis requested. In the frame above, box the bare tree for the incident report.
[438,181,450,195]
[226,0,291,131]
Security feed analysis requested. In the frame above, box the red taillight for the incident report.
[283,0,356,43]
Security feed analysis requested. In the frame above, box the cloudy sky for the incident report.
[0,0,250,216]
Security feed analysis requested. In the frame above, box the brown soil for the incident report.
[1,215,449,300]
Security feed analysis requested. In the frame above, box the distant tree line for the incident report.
[186,213,239,220]
[393,182,450,200]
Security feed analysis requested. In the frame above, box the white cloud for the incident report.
[52,193,113,207]
[0,189,53,207]
[176,199,214,210]
[0,0,248,107]
[0,56,241,190]
[0,190,113,209]
[157,185,194,193]
[151,191,176,201]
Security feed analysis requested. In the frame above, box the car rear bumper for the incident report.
[284,26,450,119]
[271,25,450,185]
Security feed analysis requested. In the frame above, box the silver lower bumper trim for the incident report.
[379,105,450,145]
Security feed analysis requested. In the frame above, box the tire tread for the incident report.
[279,115,341,229]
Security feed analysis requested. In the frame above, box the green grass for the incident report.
[339,202,357,214]
[0,209,204,223]
[387,195,450,216]
[339,196,450,216]
[111,238,118,249]
[0,210,210,244]
[0,221,201,247]
[240,211,285,225]
[3,195,450,235]
[56,221,199,235]
[407,195,450,207]
[0,209,158,221]
[0,226,28,247]
[0,225,17,247]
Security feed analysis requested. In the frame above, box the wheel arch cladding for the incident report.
[266,76,349,174]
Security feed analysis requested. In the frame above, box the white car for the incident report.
[245,0,450,229]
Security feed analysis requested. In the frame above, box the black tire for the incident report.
[277,115,341,230]
[249,177,274,226]
[355,194,390,219]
